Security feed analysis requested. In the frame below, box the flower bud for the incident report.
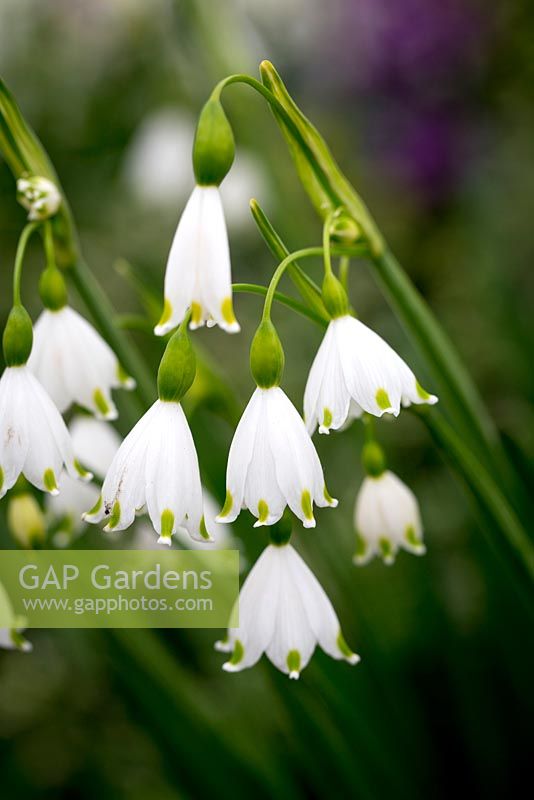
[362,441,387,477]
[17,175,61,221]
[8,492,46,548]
[157,325,196,403]
[250,320,285,388]
[193,98,235,186]
[322,273,349,319]
[39,266,68,310]
[3,305,33,366]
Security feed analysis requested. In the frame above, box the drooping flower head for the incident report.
[84,325,208,544]
[28,265,134,419]
[0,306,92,499]
[154,95,239,336]
[353,441,426,565]
[217,320,337,529]
[216,521,359,678]
[304,311,437,435]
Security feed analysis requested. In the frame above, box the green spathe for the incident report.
[39,265,67,310]
[157,326,196,403]
[322,272,349,319]
[250,320,285,388]
[193,97,235,186]
[3,305,33,366]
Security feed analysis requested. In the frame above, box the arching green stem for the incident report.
[261,247,325,323]
[232,282,327,327]
[12,221,41,306]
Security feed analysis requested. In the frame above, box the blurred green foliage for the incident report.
[0,1,532,798]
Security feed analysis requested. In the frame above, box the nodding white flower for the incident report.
[0,581,32,652]
[17,175,61,221]
[0,366,92,499]
[154,185,239,336]
[354,470,426,566]
[28,306,135,420]
[304,315,438,434]
[216,542,359,678]
[83,399,208,544]
[47,416,121,545]
[216,387,337,529]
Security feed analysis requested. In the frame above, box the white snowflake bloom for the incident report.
[47,416,121,545]
[83,400,208,544]
[217,387,337,529]
[154,185,239,336]
[216,542,359,678]
[304,314,438,434]
[0,366,92,499]
[17,175,61,221]
[28,306,135,420]
[354,470,426,566]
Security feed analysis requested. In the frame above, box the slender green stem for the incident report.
[363,414,375,443]
[322,211,337,277]
[261,247,325,322]
[233,282,327,327]
[43,220,56,269]
[12,221,41,306]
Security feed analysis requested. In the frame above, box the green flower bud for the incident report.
[39,266,68,311]
[322,272,349,319]
[269,509,293,546]
[8,492,46,549]
[362,441,387,477]
[250,320,285,388]
[3,305,33,366]
[157,326,196,403]
[193,97,235,186]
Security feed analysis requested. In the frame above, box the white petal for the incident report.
[0,368,29,497]
[69,416,121,477]
[155,187,202,335]
[304,322,351,435]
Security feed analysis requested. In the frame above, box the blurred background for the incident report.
[0,0,533,797]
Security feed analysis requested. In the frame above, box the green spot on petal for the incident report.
[43,468,58,493]
[0,467,4,493]
[287,650,301,676]
[108,500,121,530]
[191,301,203,326]
[258,499,269,523]
[375,388,391,410]
[354,532,367,559]
[117,362,135,388]
[93,388,111,416]
[405,524,424,549]
[415,380,431,400]
[378,537,394,562]
[199,515,210,540]
[229,639,244,666]
[160,509,174,540]
[337,631,357,661]
[221,296,237,327]
[219,490,233,518]
[323,484,336,505]
[157,297,172,328]
[86,495,103,516]
[301,489,313,521]
[322,407,333,428]
[74,459,90,479]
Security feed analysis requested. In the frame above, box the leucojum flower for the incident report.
[353,441,426,565]
[0,304,92,499]
[28,256,135,420]
[304,273,438,433]
[216,519,359,678]
[84,324,209,544]
[154,96,239,335]
[217,320,337,529]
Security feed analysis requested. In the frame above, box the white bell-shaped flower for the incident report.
[0,365,92,499]
[216,541,359,678]
[354,470,426,565]
[83,400,207,543]
[47,416,121,544]
[304,314,437,434]
[28,305,135,420]
[154,186,239,336]
[217,387,337,529]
